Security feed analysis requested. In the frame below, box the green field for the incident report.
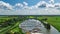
[0,16,60,34]
[46,16,60,32]
[0,16,25,34]
[37,16,60,32]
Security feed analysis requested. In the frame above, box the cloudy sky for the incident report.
[0,0,60,15]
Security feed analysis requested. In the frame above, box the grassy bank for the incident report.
[38,16,60,32]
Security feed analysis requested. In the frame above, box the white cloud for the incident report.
[0,1,60,15]
[14,3,24,10]
[34,1,47,8]
[0,1,13,10]
[46,4,55,8]
[23,2,28,6]
[54,3,60,7]
[14,2,29,9]
[0,0,60,10]
[0,8,60,15]
[15,3,23,7]
[49,0,54,4]
[26,1,48,9]
[34,1,55,8]
[33,0,60,8]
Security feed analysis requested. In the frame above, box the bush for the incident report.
[14,32,20,34]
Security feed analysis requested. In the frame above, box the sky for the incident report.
[0,0,60,9]
[0,0,60,6]
[0,0,41,6]
[0,0,60,15]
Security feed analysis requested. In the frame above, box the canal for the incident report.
[19,19,60,34]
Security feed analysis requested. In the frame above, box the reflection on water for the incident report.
[19,19,60,34]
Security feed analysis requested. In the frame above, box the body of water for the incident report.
[19,19,60,34]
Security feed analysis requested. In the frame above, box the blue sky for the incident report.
[0,0,60,15]
[0,0,41,6]
[0,0,60,6]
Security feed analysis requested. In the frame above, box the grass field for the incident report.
[46,16,60,32]
[37,16,60,32]
[0,16,25,34]
[0,16,60,34]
